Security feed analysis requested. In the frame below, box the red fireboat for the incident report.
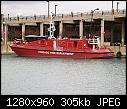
[10,13,114,59]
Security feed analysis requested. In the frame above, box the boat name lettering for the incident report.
[38,51,73,55]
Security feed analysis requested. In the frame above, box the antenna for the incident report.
[48,12,56,39]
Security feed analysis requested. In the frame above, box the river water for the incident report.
[1,54,126,95]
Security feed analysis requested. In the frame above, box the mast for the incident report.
[48,12,56,39]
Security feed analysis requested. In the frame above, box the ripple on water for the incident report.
[1,55,126,95]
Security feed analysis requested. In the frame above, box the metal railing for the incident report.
[88,37,100,45]
[2,9,126,23]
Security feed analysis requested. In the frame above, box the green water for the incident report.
[1,54,126,95]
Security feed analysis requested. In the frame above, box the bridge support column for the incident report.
[1,23,4,41]
[79,20,83,39]
[121,21,125,46]
[4,24,8,45]
[1,14,4,41]
[101,18,104,46]
[40,23,44,36]
[59,21,63,39]
[22,23,25,40]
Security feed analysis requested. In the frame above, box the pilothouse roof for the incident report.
[24,35,48,38]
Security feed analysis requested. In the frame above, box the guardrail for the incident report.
[2,9,126,23]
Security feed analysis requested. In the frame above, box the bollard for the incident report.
[112,9,114,14]
[17,16,19,21]
[71,12,73,17]
[81,13,82,17]
[123,10,124,14]
[34,14,36,20]
[102,11,104,15]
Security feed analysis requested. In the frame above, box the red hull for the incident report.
[10,38,114,59]
[10,46,114,59]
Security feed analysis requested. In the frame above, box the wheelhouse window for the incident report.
[24,35,48,42]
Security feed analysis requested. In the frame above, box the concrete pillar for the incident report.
[4,24,8,45]
[121,21,125,46]
[59,21,63,39]
[1,23,4,40]
[1,14,4,39]
[101,18,104,46]
[22,23,25,40]
[40,23,44,36]
[79,20,83,39]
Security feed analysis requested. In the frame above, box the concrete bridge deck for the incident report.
[3,9,126,24]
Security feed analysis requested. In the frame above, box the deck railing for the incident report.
[88,37,100,45]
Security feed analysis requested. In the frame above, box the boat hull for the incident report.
[10,46,114,59]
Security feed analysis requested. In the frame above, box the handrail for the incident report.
[88,37,100,45]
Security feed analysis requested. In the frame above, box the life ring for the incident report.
[116,51,121,58]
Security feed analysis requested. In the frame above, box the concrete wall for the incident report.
[1,42,14,54]
[109,46,126,57]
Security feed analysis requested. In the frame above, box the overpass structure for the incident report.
[1,9,126,56]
